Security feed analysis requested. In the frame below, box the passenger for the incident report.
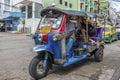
[83,19,96,42]
[65,16,75,58]
[77,18,96,42]
[75,17,83,41]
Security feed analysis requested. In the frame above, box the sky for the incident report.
[110,0,120,12]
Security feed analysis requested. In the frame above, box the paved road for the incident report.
[0,32,120,80]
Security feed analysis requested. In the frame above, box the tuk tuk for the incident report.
[116,23,120,39]
[29,8,104,79]
[101,24,118,43]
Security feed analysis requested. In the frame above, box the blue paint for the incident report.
[92,28,103,41]
[62,53,87,67]
[32,32,100,67]
[117,32,120,36]
[33,32,40,45]
[33,33,62,59]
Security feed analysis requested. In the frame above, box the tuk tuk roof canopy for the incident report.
[96,14,104,18]
[40,7,103,18]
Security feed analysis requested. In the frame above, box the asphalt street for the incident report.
[0,32,120,80]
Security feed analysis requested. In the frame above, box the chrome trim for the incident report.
[32,45,54,54]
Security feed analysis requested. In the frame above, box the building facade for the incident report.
[0,0,43,33]
[100,0,109,15]
[0,0,25,32]
[0,0,17,19]
[16,0,43,34]
[43,0,100,13]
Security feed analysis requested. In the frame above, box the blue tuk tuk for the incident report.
[29,7,104,79]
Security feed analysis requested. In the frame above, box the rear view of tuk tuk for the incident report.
[116,24,120,39]
[102,25,118,43]
[29,8,105,79]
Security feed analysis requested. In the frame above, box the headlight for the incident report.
[38,34,43,41]
[53,33,64,41]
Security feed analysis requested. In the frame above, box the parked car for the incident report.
[102,25,118,43]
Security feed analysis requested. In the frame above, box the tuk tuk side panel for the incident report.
[47,33,62,59]
[32,33,63,59]
[47,15,67,59]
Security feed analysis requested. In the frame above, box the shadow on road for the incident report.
[48,57,96,76]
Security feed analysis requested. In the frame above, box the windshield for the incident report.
[39,14,63,29]
[104,27,110,32]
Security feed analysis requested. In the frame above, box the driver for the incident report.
[65,16,75,58]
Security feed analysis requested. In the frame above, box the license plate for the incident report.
[40,26,51,33]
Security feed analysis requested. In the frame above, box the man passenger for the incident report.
[76,17,95,43]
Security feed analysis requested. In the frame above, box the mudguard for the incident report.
[32,44,53,54]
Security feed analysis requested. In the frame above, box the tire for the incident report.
[29,56,50,79]
[118,36,120,40]
[94,46,104,62]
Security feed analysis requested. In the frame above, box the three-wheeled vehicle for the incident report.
[116,23,120,40]
[29,8,104,79]
[102,25,118,43]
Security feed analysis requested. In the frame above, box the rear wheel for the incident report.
[29,56,50,79]
[94,46,104,62]
[118,36,120,40]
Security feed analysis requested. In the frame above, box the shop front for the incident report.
[0,20,6,32]
[2,12,25,31]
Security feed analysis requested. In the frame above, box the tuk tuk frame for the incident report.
[29,7,104,79]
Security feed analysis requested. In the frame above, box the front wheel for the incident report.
[29,56,50,79]
[94,46,104,62]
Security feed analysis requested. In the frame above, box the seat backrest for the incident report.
[91,28,103,41]
[90,28,98,38]
[96,28,103,37]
